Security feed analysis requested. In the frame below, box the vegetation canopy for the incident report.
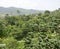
[0,9,60,49]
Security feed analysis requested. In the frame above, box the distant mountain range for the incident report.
[0,7,44,16]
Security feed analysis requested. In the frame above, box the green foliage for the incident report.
[0,9,60,49]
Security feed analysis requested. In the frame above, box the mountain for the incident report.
[0,7,43,16]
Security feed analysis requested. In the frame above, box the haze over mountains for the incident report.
[0,7,43,16]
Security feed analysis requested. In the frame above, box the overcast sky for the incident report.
[0,0,60,11]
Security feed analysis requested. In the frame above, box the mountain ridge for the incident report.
[0,7,44,16]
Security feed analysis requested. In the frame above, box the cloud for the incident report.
[0,0,60,10]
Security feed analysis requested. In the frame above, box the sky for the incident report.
[0,0,60,11]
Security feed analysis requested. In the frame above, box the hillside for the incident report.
[0,7,43,16]
[0,9,60,49]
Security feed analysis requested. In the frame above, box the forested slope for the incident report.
[0,9,60,49]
